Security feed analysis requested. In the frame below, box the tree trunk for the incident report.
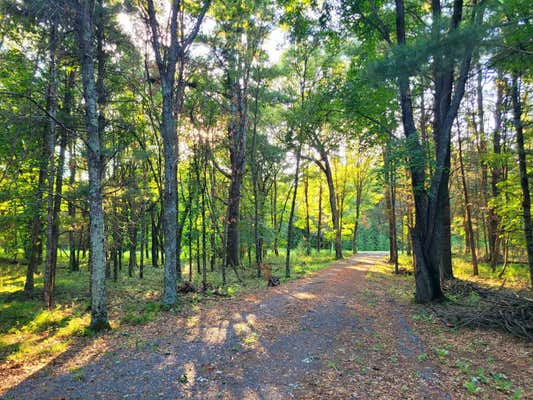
[384,147,398,268]
[476,65,489,262]
[393,0,475,301]
[25,156,46,294]
[78,0,109,331]
[188,193,193,281]
[210,162,217,272]
[458,126,479,275]
[68,140,78,272]
[128,222,137,277]
[112,247,118,282]
[406,193,414,260]
[272,176,279,256]
[439,176,454,279]
[176,205,188,281]
[489,74,504,270]
[160,77,179,305]
[317,181,323,252]
[250,81,263,275]
[43,22,58,309]
[48,129,67,296]
[304,171,311,255]
[150,206,158,267]
[144,0,211,306]
[202,163,207,290]
[225,95,247,274]
[511,74,533,288]
[395,0,441,302]
[285,146,301,277]
[390,172,399,273]
[352,177,363,255]
[111,166,119,281]
[321,155,343,259]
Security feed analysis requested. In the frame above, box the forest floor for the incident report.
[1,253,532,400]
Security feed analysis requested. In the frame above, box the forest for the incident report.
[0,0,532,399]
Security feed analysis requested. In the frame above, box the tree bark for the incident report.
[392,0,476,301]
[49,128,67,293]
[250,80,263,275]
[272,176,279,255]
[285,146,301,277]
[352,168,364,255]
[511,74,533,288]
[77,0,109,331]
[201,158,208,290]
[457,125,479,275]
[43,22,58,309]
[320,155,343,259]
[150,206,158,267]
[395,0,441,302]
[225,79,248,275]
[489,74,504,270]
[225,117,247,273]
[304,171,311,255]
[384,148,398,269]
[68,140,78,272]
[128,222,137,277]
[145,0,210,306]
[475,65,489,261]
[317,181,323,252]
[160,77,179,304]
[25,150,46,294]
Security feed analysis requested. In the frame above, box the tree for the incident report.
[208,0,273,275]
[142,0,210,306]
[76,0,109,331]
[511,75,533,287]
[457,120,479,275]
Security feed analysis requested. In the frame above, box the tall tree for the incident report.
[142,0,210,306]
[76,0,109,331]
[511,74,533,287]
[488,74,504,270]
[42,19,59,309]
[209,0,272,274]
[391,0,482,301]
[457,121,479,275]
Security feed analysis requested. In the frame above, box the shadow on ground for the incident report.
[2,253,449,400]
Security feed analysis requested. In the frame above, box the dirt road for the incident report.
[2,253,450,400]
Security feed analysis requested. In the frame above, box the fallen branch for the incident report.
[430,280,533,340]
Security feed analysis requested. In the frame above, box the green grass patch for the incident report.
[396,253,531,290]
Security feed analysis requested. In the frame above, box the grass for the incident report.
[0,248,337,367]
[451,256,530,290]
[396,253,531,290]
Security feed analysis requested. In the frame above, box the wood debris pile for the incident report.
[431,280,533,340]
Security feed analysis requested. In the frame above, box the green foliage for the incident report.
[412,312,434,323]
[453,360,472,374]
[0,0,531,394]
[433,346,449,358]
[464,377,482,395]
